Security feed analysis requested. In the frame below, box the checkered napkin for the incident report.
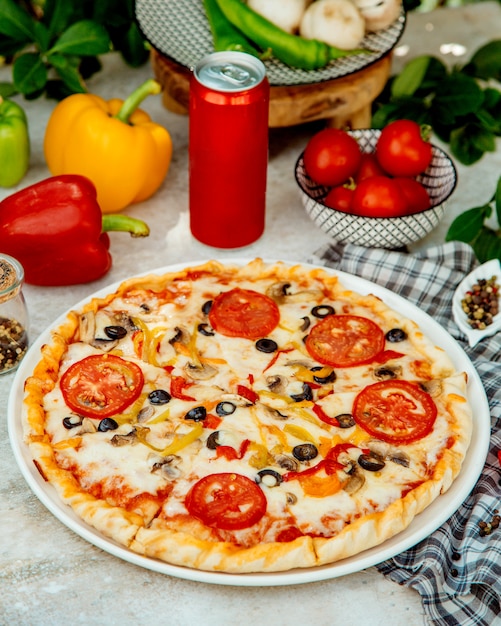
[309,241,501,626]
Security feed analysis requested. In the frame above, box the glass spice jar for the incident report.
[0,254,29,374]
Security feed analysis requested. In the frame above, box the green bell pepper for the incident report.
[0,97,30,187]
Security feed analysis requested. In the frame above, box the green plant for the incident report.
[446,176,501,261]
[372,40,501,166]
[0,0,149,100]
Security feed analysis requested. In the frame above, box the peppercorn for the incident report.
[0,316,27,372]
[461,275,499,330]
[478,509,501,536]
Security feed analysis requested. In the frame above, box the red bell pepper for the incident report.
[0,174,150,286]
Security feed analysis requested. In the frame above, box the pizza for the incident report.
[22,258,473,573]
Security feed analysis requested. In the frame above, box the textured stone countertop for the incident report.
[1,4,501,625]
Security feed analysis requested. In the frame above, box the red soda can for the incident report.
[189,51,269,248]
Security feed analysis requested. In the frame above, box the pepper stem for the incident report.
[114,79,162,124]
[102,214,150,238]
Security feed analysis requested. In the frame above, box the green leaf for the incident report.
[495,176,501,226]
[371,103,401,128]
[48,20,111,56]
[416,56,448,93]
[464,39,501,81]
[0,0,36,42]
[43,0,84,39]
[371,100,431,128]
[12,52,48,95]
[93,0,131,27]
[0,81,17,98]
[49,53,87,94]
[33,20,50,51]
[449,125,486,165]
[0,35,26,57]
[471,226,501,263]
[434,73,484,118]
[475,107,501,135]
[445,204,491,244]
[391,56,431,98]
[483,87,501,110]
[112,23,149,67]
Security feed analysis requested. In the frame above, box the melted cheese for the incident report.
[39,261,469,546]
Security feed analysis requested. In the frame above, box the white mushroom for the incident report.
[299,0,366,50]
[247,0,312,34]
[352,0,402,32]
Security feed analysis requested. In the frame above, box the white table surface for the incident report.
[1,4,501,625]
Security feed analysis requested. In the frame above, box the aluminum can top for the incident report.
[193,51,266,93]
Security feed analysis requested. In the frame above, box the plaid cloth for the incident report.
[309,241,501,626]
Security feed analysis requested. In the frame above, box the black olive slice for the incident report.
[255,338,278,353]
[374,366,399,380]
[216,401,236,416]
[311,366,336,384]
[62,416,83,430]
[184,406,207,421]
[290,382,313,402]
[292,443,318,462]
[206,431,220,449]
[148,389,172,405]
[198,323,215,337]
[98,418,119,432]
[385,328,407,343]
[311,305,335,318]
[336,413,356,428]
[202,300,213,315]
[358,453,385,472]
[256,469,283,487]
[104,325,127,340]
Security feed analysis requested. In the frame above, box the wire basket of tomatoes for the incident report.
[295,123,457,249]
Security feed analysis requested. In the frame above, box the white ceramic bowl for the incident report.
[295,128,457,249]
[452,258,501,347]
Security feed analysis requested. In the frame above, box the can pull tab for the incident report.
[210,63,257,87]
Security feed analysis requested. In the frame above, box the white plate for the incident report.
[452,258,501,347]
[8,260,490,587]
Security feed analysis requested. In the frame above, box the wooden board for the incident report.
[152,49,392,129]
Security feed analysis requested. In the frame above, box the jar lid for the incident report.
[0,254,24,303]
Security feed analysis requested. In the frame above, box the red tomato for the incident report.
[185,473,267,530]
[351,176,408,218]
[394,177,431,214]
[303,128,362,186]
[355,152,386,182]
[305,315,385,367]
[60,354,144,418]
[376,120,433,177]
[208,288,280,339]
[353,380,438,444]
[323,184,354,212]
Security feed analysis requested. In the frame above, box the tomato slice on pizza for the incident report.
[305,314,385,367]
[60,354,144,419]
[353,379,438,444]
[185,473,267,530]
[208,288,280,339]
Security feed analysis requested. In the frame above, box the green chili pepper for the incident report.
[0,97,30,188]
[214,0,368,71]
[203,0,261,57]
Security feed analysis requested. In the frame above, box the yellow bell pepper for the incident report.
[44,80,172,214]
